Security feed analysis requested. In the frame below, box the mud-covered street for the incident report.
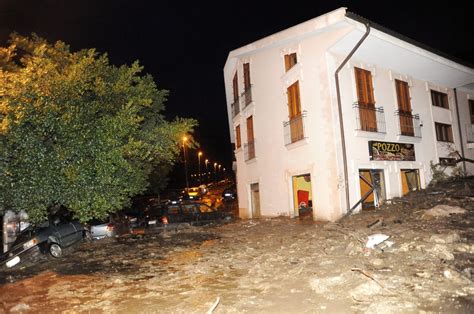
[1,178,473,313]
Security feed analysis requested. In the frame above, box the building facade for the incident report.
[224,8,474,221]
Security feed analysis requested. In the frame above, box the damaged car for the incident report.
[1,209,85,268]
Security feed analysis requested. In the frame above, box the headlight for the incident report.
[23,238,39,250]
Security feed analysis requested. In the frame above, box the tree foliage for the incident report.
[0,34,197,223]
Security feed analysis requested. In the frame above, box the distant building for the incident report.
[224,7,474,221]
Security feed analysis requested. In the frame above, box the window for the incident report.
[232,72,239,101]
[354,67,375,105]
[439,157,456,166]
[235,125,241,149]
[284,53,297,71]
[354,67,377,132]
[431,90,449,109]
[286,81,304,142]
[246,115,255,160]
[247,116,254,143]
[469,99,474,124]
[395,79,414,136]
[243,63,251,91]
[435,122,453,142]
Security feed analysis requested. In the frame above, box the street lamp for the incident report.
[198,151,203,184]
[182,136,189,189]
[214,162,217,183]
[205,159,209,183]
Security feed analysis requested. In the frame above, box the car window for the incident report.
[167,205,180,215]
[182,204,197,214]
[198,204,214,213]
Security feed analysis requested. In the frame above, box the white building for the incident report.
[224,8,474,222]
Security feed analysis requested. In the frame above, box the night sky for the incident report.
[1,1,473,188]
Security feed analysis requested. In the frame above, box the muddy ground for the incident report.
[0,178,473,313]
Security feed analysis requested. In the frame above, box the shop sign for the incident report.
[368,141,415,161]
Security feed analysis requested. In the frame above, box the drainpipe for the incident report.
[453,88,467,174]
[335,21,371,217]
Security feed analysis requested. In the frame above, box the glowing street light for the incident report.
[198,151,203,184]
[205,159,209,183]
[214,162,217,182]
[182,136,189,189]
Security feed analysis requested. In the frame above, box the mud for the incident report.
[0,177,473,313]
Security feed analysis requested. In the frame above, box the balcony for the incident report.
[353,103,386,133]
[467,124,474,143]
[231,98,240,118]
[241,85,253,108]
[244,140,256,161]
[283,111,307,145]
[395,110,421,137]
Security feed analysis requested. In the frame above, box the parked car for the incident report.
[88,213,130,239]
[1,209,85,268]
[222,185,237,202]
[146,201,232,230]
[181,187,202,200]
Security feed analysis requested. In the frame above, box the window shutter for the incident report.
[243,63,251,90]
[236,125,241,148]
[232,73,239,101]
[284,55,290,72]
[247,116,254,142]
[366,70,375,105]
[355,68,366,104]
[287,81,301,119]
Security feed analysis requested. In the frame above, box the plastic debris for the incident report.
[366,234,390,249]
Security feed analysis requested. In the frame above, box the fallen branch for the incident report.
[207,296,220,314]
[351,267,385,289]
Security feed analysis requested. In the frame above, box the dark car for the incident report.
[222,185,237,202]
[146,201,232,231]
[1,210,85,268]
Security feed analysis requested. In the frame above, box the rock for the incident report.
[422,205,466,219]
[429,244,454,261]
[350,281,382,301]
[416,272,431,279]
[371,258,384,267]
[345,241,363,256]
[429,233,460,244]
[365,300,417,313]
[10,303,30,312]
[309,275,346,299]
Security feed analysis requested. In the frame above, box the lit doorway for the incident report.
[292,174,313,217]
[250,183,260,218]
[359,169,386,210]
[401,169,420,196]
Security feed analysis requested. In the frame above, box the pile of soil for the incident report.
[0,177,473,313]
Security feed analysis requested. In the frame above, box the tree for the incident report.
[0,34,197,223]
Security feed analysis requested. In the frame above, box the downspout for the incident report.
[335,21,371,218]
[453,88,467,174]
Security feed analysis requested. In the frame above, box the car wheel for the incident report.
[49,243,63,258]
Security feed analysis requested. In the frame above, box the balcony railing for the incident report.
[467,124,474,143]
[244,140,256,161]
[353,103,386,133]
[395,110,421,137]
[283,111,307,145]
[231,98,240,118]
[241,85,253,108]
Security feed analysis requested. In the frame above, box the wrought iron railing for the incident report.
[231,98,240,118]
[466,124,474,143]
[241,85,253,108]
[244,140,256,161]
[283,111,307,145]
[395,110,421,137]
[353,103,386,133]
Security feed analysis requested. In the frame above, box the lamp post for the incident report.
[198,151,203,184]
[214,162,217,183]
[182,136,189,189]
[205,159,209,184]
